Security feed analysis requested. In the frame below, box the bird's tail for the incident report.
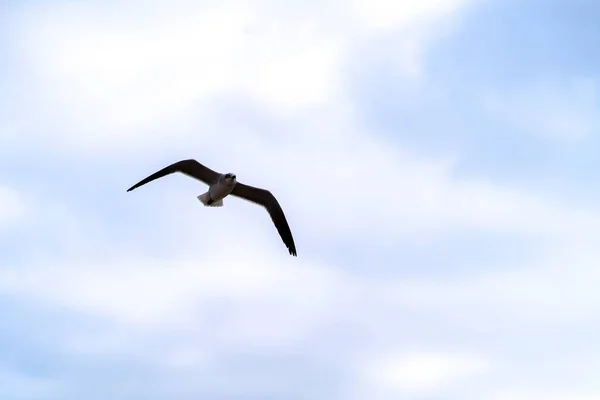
[197,192,223,207]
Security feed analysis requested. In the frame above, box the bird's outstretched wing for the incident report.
[127,159,220,192]
[231,182,297,257]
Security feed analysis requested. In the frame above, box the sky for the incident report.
[1,0,600,399]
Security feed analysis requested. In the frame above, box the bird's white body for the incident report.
[197,173,237,207]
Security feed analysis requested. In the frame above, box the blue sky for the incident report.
[2,0,600,399]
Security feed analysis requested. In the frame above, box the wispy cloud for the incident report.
[362,351,490,397]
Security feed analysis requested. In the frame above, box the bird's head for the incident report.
[224,173,237,183]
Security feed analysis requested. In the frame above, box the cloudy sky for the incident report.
[1,0,600,399]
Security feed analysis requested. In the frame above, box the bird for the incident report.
[126,158,297,256]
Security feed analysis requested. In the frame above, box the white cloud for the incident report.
[4,0,478,152]
[489,390,600,400]
[349,0,480,31]
[0,186,27,228]
[0,214,357,348]
[362,351,490,396]
[379,239,600,326]
[483,77,600,141]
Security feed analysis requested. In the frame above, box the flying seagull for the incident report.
[126,158,297,256]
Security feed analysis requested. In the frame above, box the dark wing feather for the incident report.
[126,159,220,192]
[230,182,297,256]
